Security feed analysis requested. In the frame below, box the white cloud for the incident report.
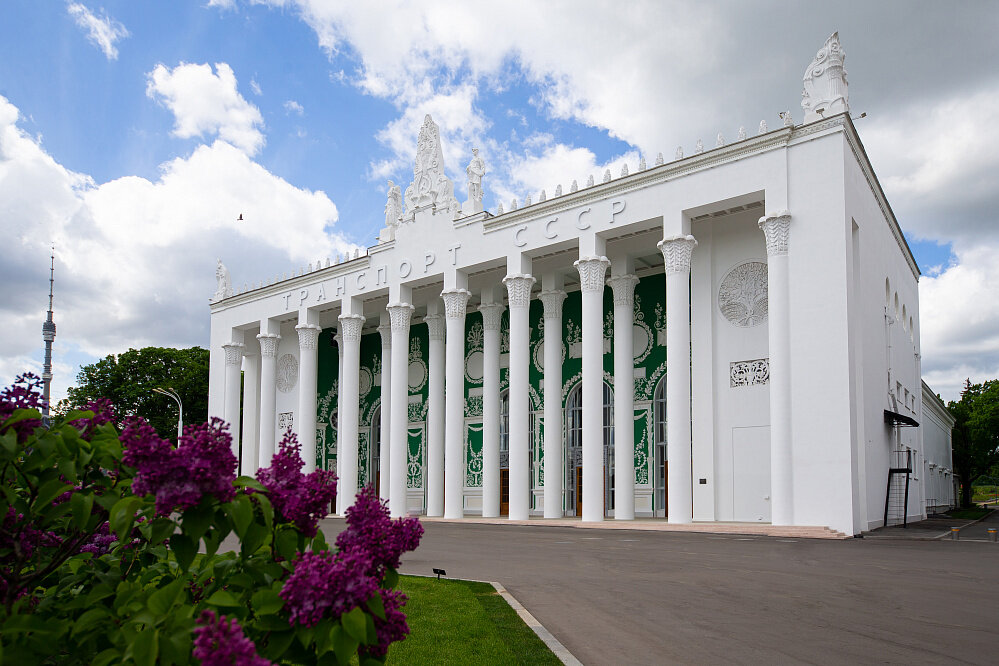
[67,2,129,60]
[250,78,263,96]
[147,62,265,156]
[0,95,354,400]
[284,100,304,115]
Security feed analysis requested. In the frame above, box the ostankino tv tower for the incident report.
[41,250,56,422]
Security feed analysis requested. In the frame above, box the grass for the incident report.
[946,507,992,520]
[387,575,562,665]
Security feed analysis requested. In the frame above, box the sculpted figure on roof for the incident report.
[403,114,459,220]
[801,31,849,123]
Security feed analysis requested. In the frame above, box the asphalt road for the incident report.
[318,519,999,665]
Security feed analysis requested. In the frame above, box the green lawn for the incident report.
[387,576,562,665]
[947,507,992,520]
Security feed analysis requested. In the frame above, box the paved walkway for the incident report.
[319,517,999,665]
[864,509,997,541]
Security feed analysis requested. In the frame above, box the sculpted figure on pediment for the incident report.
[213,258,233,301]
[801,31,849,122]
[404,114,459,219]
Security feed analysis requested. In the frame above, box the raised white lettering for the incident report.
[514,225,528,247]
[544,218,558,239]
[376,266,387,286]
[356,272,367,289]
[299,288,309,305]
[283,294,292,310]
[610,199,626,224]
[334,277,346,297]
[316,284,326,302]
[576,207,592,230]
[399,260,412,278]
[424,252,436,273]
[448,243,461,265]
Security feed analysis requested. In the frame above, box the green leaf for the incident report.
[109,495,141,542]
[311,528,329,553]
[342,607,368,644]
[332,624,360,665]
[147,579,183,616]
[254,614,291,632]
[32,478,73,511]
[251,587,285,616]
[262,630,296,659]
[314,618,335,656]
[131,627,159,666]
[70,491,94,530]
[169,533,196,572]
[181,502,212,542]
[71,607,109,637]
[365,591,386,621]
[365,613,377,645]
[205,590,241,608]
[92,648,122,666]
[226,494,254,538]
[241,521,268,558]
[234,476,266,491]
[275,528,299,561]
[382,567,399,590]
[148,517,176,545]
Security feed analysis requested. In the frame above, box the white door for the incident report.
[732,426,771,522]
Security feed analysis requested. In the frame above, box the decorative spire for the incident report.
[655,152,664,166]
[403,114,459,220]
[738,126,747,141]
[801,31,849,123]
[694,139,704,154]
[41,249,56,421]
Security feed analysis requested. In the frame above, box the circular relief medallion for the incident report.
[718,261,768,328]
[276,354,299,393]
[465,350,484,383]
[358,367,373,397]
[408,359,427,392]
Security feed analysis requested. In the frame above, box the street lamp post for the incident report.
[153,387,183,439]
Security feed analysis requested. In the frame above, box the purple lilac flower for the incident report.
[193,610,272,666]
[69,398,116,437]
[279,549,378,628]
[122,417,237,516]
[335,485,423,577]
[0,373,44,441]
[0,507,61,560]
[78,521,118,556]
[361,588,410,659]
[256,430,337,538]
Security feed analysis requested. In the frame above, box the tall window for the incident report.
[370,405,381,488]
[653,377,667,516]
[565,381,614,514]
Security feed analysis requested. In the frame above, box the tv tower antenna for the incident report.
[41,248,56,422]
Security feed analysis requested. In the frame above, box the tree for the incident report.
[65,347,210,440]
[948,378,999,507]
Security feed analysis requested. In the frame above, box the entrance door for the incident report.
[575,467,583,516]
[500,469,510,516]
[653,378,667,517]
[370,406,381,497]
[732,426,771,522]
[565,381,614,517]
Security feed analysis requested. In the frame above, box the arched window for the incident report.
[370,405,381,493]
[565,381,614,516]
[653,376,667,517]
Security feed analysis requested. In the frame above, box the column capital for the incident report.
[337,313,365,343]
[759,210,791,256]
[502,274,535,308]
[657,235,697,275]
[386,302,415,331]
[256,333,280,358]
[538,290,567,320]
[295,323,322,350]
[477,303,505,330]
[377,323,392,346]
[424,313,446,340]
[222,341,245,366]
[606,274,639,307]
[441,288,472,320]
[573,256,610,293]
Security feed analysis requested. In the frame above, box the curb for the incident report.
[489,581,583,666]
[933,509,996,540]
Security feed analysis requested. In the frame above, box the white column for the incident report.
[296,323,322,474]
[424,313,446,516]
[337,313,365,511]
[386,302,414,518]
[503,274,535,520]
[256,333,280,467]
[760,211,793,525]
[240,353,259,476]
[442,289,471,519]
[539,290,566,519]
[608,274,638,520]
[574,256,609,522]
[377,322,393,503]
[479,303,505,518]
[658,235,697,524]
[222,341,244,461]
[334,332,344,513]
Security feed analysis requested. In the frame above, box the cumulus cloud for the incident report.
[0,94,354,401]
[284,100,304,115]
[67,2,129,60]
[147,62,265,156]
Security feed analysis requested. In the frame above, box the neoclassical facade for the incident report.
[208,34,954,535]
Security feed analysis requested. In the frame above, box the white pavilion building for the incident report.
[208,33,955,536]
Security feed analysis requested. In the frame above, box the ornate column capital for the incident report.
[477,303,505,330]
[538,290,567,320]
[295,323,322,350]
[759,210,791,256]
[377,323,392,346]
[441,289,472,320]
[256,333,280,358]
[573,256,610,293]
[657,235,697,275]
[424,314,445,340]
[606,274,639,307]
[337,313,365,343]
[502,274,536,308]
[222,342,245,366]
[386,302,415,332]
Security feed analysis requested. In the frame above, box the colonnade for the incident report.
[221,214,794,524]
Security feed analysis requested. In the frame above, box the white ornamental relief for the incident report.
[278,412,294,431]
[276,353,299,393]
[718,261,769,328]
[730,358,770,387]
[404,114,459,219]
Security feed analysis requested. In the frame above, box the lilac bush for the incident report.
[336,484,425,576]
[193,610,273,666]
[256,429,337,537]
[280,549,379,628]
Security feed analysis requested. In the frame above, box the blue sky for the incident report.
[1,1,997,402]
